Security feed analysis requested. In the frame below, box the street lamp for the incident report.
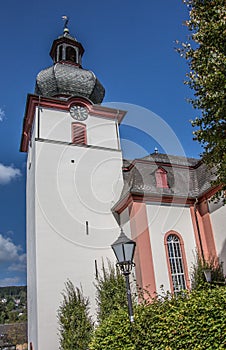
[111,227,136,323]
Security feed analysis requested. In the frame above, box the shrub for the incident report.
[95,261,128,322]
[58,280,93,350]
[89,308,135,350]
[90,287,226,349]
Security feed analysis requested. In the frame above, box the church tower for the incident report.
[20,22,126,350]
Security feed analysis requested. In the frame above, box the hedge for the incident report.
[89,286,226,350]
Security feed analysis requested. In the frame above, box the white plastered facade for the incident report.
[26,106,124,349]
[145,203,196,292]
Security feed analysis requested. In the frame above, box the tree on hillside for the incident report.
[0,300,7,324]
[180,0,226,198]
[58,280,93,350]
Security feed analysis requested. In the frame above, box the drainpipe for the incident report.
[194,197,205,261]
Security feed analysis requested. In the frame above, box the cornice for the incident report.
[198,184,222,203]
[112,184,222,214]
[112,191,195,214]
[20,94,126,152]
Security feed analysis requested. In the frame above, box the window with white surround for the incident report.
[71,122,86,144]
[166,234,186,293]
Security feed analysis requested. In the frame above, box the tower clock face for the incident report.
[70,106,88,121]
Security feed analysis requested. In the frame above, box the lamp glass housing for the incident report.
[111,229,136,272]
[112,241,135,264]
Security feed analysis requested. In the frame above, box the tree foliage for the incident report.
[95,261,128,323]
[89,287,226,349]
[89,308,135,350]
[57,280,93,350]
[0,286,27,324]
[181,0,226,197]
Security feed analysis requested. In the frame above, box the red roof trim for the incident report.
[20,94,126,152]
[112,184,222,214]
[112,192,194,214]
[198,184,222,202]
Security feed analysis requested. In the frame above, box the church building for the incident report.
[20,23,226,350]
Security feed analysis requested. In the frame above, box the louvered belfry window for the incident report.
[71,123,87,144]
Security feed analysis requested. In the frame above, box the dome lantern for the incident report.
[49,16,84,65]
[35,17,105,104]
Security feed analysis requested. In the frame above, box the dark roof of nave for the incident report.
[139,153,199,166]
[119,153,215,201]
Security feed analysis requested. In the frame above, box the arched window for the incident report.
[71,123,86,144]
[165,233,188,293]
[155,167,168,188]
[66,46,77,63]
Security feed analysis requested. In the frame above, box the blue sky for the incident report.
[0,0,202,286]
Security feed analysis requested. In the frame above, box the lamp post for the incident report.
[111,227,136,323]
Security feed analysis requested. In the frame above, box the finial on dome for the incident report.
[62,15,69,35]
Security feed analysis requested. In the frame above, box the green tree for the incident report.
[0,301,7,324]
[58,280,93,350]
[89,308,135,350]
[90,287,226,350]
[181,0,226,198]
[95,261,128,323]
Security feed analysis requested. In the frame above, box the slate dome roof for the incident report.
[34,27,105,104]
[35,63,105,104]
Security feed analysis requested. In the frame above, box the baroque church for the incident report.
[20,23,226,350]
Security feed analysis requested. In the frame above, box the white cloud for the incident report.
[0,107,5,122]
[8,253,26,272]
[0,235,19,263]
[0,234,26,272]
[0,163,21,185]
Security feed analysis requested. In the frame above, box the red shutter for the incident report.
[155,167,168,188]
[71,123,86,144]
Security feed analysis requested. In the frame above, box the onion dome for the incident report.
[35,21,105,104]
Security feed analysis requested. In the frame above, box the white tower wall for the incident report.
[26,105,124,349]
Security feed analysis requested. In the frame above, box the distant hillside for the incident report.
[0,286,27,298]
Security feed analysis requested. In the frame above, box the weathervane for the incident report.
[62,15,69,34]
